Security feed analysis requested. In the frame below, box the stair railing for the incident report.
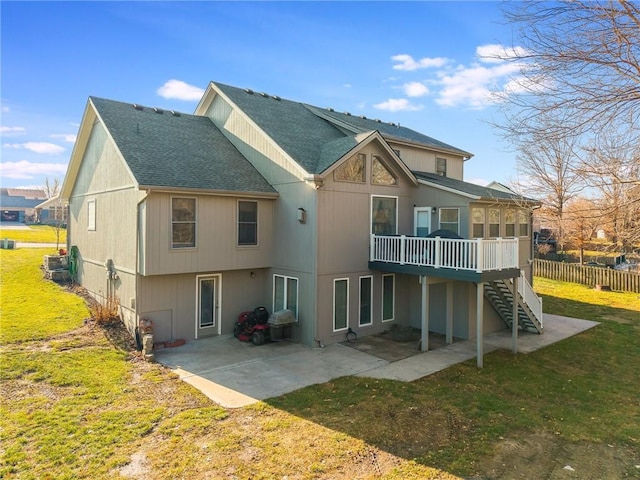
[517,272,543,329]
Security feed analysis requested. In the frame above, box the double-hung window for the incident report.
[518,210,529,237]
[505,209,516,237]
[171,197,196,248]
[472,207,485,238]
[489,208,501,237]
[439,208,459,235]
[238,200,258,246]
[436,157,447,177]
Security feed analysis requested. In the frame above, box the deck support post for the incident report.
[512,276,519,354]
[421,276,429,352]
[446,280,453,344]
[476,281,484,368]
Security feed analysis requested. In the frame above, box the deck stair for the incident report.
[484,276,543,334]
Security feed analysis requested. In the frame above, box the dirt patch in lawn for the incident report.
[474,431,639,479]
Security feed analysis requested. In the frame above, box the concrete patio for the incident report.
[154,313,598,408]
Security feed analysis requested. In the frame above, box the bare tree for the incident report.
[43,177,64,251]
[583,131,640,252]
[564,197,601,263]
[495,0,640,142]
[511,113,585,251]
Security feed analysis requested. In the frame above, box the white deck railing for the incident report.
[518,271,544,328]
[370,235,519,273]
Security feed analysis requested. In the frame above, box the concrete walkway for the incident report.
[155,314,598,408]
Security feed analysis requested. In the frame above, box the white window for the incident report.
[172,197,196,248]
[439,208,459,235]
[273,275,298,319]
[518,210,529,237]
[333,278,349,332]
[472,207,485,238]
[489,208,501,238]
[87,199,96,231]
[238,200,258,246]
[436,157,447,177]
[359,276,373,327]
[505,209,516,237]
[371,196,397,235]
[382,274,395,322]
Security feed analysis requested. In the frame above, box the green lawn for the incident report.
[0,225,67,244]
[1,252,638,479]
[0,249,86,343]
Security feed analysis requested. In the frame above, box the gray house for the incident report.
[61,81,542,364]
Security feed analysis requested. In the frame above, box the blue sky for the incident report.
[1,1,524,190]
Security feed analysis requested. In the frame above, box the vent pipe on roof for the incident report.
[272,95,281,101]
[133,104,143,111]
[245,88,254,94]
[171,111,181,117]
[260,92,269,97]
[154,108,164,114]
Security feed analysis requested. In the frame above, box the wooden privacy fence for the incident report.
[533,259,640,293]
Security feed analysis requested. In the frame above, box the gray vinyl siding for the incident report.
[205,92,319,346]
[68,120,140,334]
[388,143,465,180]
[138,268,271,343]
[141,192,275,276]
[314,144,416,344]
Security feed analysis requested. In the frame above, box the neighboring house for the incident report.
[61,81,542,365]
[0,188,48,222]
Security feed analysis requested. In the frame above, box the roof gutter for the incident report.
[138,185,279,199]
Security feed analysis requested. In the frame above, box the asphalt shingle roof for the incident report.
[414,172,539,203]
[90,97,276,194]
[213,82,471,174]
[0,189,47,208]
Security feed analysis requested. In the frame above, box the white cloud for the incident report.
[373,98,423,112]
[435,55,525,109]
[0,160,68,179]
[50,134,77,143]
[157,79,204,101]
[476,44,528,64]
[1,106,10,113]
[403,82,429,97]
[3,142,65,155]
[392,54,449,71]
[0,126,26,135]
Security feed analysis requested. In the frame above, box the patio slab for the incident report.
[154,314,598,408]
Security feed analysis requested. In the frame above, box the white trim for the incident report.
[273,274,299,320]
[237,199,259,246]
[358,275,373,327]
[87,199,96,231]
[439,207,460,235]
[333,277,349,332]
[195,274,222,339]
[414,206,432,237]
[381,273,395,322]
[371,195,398,236]
[171,196,197,249]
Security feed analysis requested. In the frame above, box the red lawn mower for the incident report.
[233,306,270,345]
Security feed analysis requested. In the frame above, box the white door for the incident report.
[196,275,221,338]
[414,207,432,237]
